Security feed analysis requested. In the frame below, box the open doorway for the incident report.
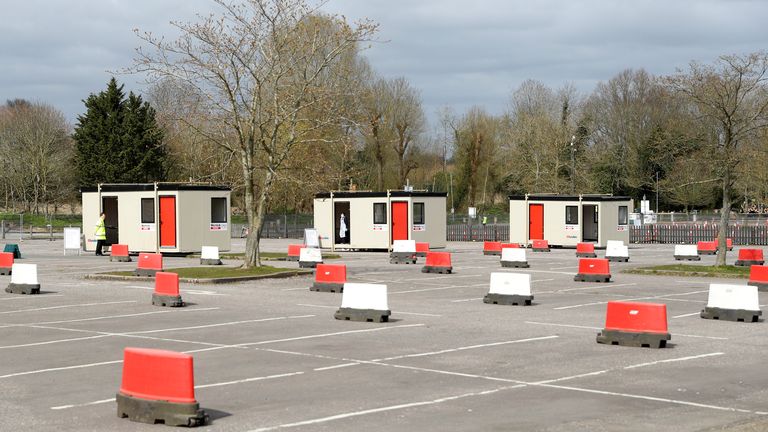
[101,196,119,246]
[582,205,598,242]
[334,201,350,244]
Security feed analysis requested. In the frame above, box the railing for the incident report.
[631,223,768,245]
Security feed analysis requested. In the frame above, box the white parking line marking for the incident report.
[553,290,707,310]
[524,321,728,340]
[624,352,724,369]
[196,371,305,389]
[672,312,702,319]
[0,300,136,314]
[296,304,441,317]
[390,283,487,294]
[9,307,220,326]
[0,294,65,302]
[374,335,559,362]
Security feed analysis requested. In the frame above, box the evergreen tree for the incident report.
[73,78,167,187]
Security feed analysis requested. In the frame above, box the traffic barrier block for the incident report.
[483,272,533,306]
[726,238,733,251]
[574,258,611,283]
[500,248,529,268]
[0,252,13,275]
[311,264,346,293]
[117,347,207,426]
[334,283,390,322]
[748,265,768,292]
[674,244,700,261]
[3,244,21,259]
[697,241,717,255]
[700,284,761,322]
[152,272,184,307]
[6,263,40,294]
[531,239,550,252]
[605,240,629,263]
[134,253,163,277]
[734,248,764,267]
[286,244,304,262]
[200,246,222,266]
[483,241,502,256]
[596,301,671,348]
[422,252,452,274]
[299,248,323,268]
[415,242,430,258]
[390,240,417,264]
[501,243,521,250]
[110,244,132,263]
[576,242,597,258]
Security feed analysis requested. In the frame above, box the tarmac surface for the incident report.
[0,238,767,431]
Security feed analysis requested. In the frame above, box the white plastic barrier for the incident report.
[11,263,38,285]
[201,246,220,260]
[299,247,323,263]
[392,240,416,253]
[501,248,527,263]
[63,227,81,255]
[488,272,531,296]
[340,283,389,311]
[606,242,629,259]
[706,284,760,311]
[674,245,698,257]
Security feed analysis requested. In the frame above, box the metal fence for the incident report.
[631,223,768,245]
[446,224,509,242]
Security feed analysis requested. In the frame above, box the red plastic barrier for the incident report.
[577,258,610,276]
[749,265,768,283]
[532,239,549,249]
[287,244,304,257]
[155,272,180,296]
[603,301,668,334]
[738,248,764,261]
[315,264,346,284]
[576,243,595,254]
[120,347,196,404]
[415,242,430,253]
[501,243,520,249]
[426,252,452,268]
[111,244,129,257]
[727,238,733,250]
[483,241,501,253]
[697,241,717,252]
[0,252,13,268]
[137,253,163,270]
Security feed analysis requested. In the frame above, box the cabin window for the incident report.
[618,206,628,225]
[565,206,578,224]
[373,203,387,224]
[141,198,155,223]
[211,198,228,223]
[413,203,425,224]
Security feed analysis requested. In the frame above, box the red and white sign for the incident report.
[413,224,425,232]
[210,223,227,231]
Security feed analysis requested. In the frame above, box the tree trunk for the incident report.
[716,168,731,266]
[242,149,259,268]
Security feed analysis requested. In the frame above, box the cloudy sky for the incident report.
[2,0,767,128]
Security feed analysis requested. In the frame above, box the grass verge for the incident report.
[624,264,751,279]
[194,251,340,260]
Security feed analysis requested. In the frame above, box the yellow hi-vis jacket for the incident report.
[95,219,106,240]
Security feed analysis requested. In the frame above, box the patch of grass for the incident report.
[625,264,751,278]
[193,251,340,260]
[0,213,82,228]
[106,265,293,279]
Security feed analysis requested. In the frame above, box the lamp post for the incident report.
[569,135,576,193]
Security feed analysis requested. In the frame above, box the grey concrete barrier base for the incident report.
[483,293,533,306]
[152,294,184,307]
[596,329,670,348]
[6,283,40,295]
[110,256,132,263]
[751,282,768,292]
[200,258,222,266]
[698,251,717,256]
[286,256,299,262]
[116,392,207,427]
[607,256,629,262]
[735,260,765,267]
[334,307,391,323]
[421,266,452,274]
[576,252,597,258]
[532,248,550,253]
[574,273,611,283]
[389,252,417,264]
[310,282,343,293]
[134,269,159,277]
[483,251,501,256]
[700,307,761,323]
[501,261,529,268]
[299,261,321,269]
[674,255,701,261]
[0,267,10,276]
[415,252,427,258]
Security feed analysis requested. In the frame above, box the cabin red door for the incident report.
[391,201,409,242]
[159,196,177,248]
[529,204,544,240]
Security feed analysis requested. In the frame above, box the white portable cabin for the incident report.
[81,183,231,254]
[313,191,447,251]
[509,194,633,248]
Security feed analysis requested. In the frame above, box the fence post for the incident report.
[49,224,53,241]
[1,220,4,240]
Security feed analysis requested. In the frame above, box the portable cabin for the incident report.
[509,194,632,248]
[313,191,447,251]
[81,183,231,254]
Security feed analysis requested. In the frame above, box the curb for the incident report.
[85,269,313,284]
[622,269,749,279]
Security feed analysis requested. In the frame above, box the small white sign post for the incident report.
[63,227,81,256]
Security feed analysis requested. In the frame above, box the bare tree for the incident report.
[386,77,424,187]
[666,52,768,264]
[132,0,377,267]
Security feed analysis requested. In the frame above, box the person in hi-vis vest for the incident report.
[94,212,107,256]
